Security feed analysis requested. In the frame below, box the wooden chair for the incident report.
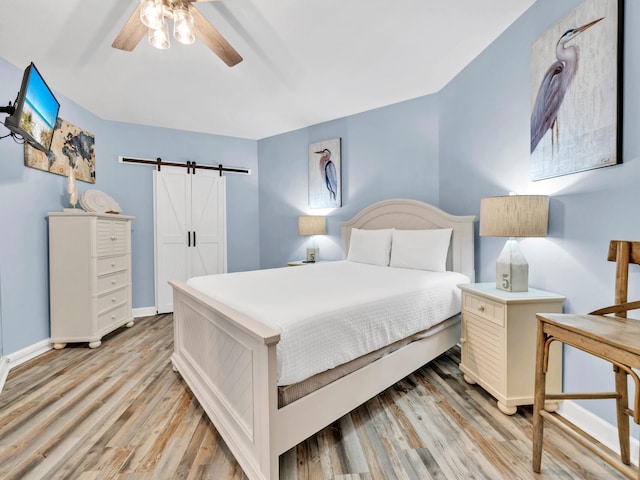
[532,240,640,479]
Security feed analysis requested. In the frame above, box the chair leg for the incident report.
[532,319,548,473]
[614,366,631,465]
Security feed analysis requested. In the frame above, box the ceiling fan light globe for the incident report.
[139,0,164,30]
[173,8,195,45]
[148,19,171,49]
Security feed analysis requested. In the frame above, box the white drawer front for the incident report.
[463,293,504,327]
[96,220,113,256]
[97,287,128,314]
[96,220,127,256]
[97,303,129,331]
[97,255,128,275]
[111,221,127,255]
[97,271,128,294]
[464,314,504,391]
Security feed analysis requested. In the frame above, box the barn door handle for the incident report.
[187,231,191,247]
[193,231,196,247]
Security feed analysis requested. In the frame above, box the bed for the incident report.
[170,198,476,480]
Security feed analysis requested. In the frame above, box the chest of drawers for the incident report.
[48,211,135,348]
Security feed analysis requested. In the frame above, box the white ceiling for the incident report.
[1,0,535,140]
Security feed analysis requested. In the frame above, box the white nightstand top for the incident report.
[457,282,565,304]
[287,260,330,266]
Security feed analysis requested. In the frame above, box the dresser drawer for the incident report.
[97,303,129,331]
[463,292,505,327]
[97,270,128,294]
[97,287,128,314]
[97,255,128,275]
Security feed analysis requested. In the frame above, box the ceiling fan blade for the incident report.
[112,4,148,51]
[190,6,243,67]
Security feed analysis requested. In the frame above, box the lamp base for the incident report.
[306,247,319,262]
[496,239,528,292]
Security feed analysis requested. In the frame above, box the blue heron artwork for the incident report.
[309,138,341,208]
[530,0,621,181]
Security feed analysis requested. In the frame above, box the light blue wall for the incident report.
[0,56,259,355]
[257,95,440,268]
[439,0,640,429]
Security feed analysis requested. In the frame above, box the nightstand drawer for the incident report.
[463,293,505,327]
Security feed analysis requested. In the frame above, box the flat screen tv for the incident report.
[3,62,60,153]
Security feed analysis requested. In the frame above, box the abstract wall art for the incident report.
[25,117,96,183]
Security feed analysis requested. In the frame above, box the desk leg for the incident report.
[614,366,631,465]
[532,318,547,473]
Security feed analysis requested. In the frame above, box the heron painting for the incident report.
[309,137,341,208]
[530,0,622,181]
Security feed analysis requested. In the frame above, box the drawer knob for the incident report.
[111,315,116,319]
[111,280,116,285]
[111,298,116,302]
[111,263,116,267]
[478,305,485,312]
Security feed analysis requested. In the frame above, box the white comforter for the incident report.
[187,261,469,386]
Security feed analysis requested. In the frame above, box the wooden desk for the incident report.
[533,313,640,479]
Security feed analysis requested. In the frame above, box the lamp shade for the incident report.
[298,216,326,236]
[480,195,549,238]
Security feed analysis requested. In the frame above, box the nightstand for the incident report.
[457,283,565,415]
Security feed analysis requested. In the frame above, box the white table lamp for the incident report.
[298,215,326,262]
[480,195,549,292]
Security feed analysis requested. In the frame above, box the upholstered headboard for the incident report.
[339,198,476,281]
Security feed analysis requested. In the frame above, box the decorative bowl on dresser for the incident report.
[48,211,135,349]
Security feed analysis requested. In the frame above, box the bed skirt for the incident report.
[278,315,460,406]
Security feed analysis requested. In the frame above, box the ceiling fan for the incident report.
[112,0,242,67]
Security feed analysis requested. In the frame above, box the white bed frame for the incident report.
[170,199,475,480]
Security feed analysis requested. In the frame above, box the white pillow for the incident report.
[389,228,453,272]
[347,228,393,266]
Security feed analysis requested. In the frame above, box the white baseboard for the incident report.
[0,339,52,395]
[7,338,52,369]
[0,356,9,395]
[558,400,639,466]
[133,306,157,318]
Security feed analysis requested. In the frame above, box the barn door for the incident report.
[154,166,226,313]
[190,170,227,278]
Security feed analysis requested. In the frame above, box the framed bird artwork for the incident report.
[530,0,623,180]
[309,137,342,208]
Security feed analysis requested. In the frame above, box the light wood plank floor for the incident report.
[0,314,627,479]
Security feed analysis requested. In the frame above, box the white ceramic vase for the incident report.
[67,162,78,208]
